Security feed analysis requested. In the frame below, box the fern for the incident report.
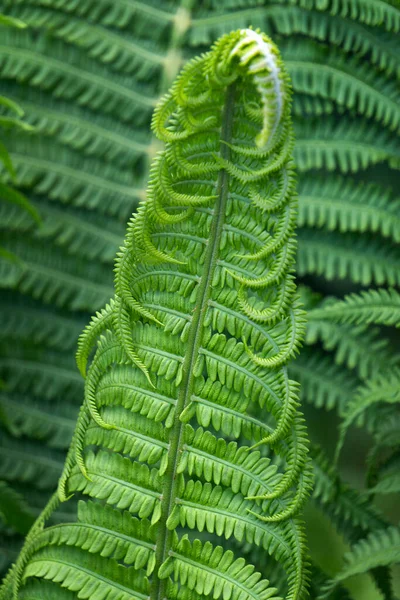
[0,14,39,283]
[0,0,399,593]
[304,313,397,381]
[289,348,359,414]
[297,230,400,286]
[0,482,35,536]
[311,445,386,540]
[297,176,400,242]
[1,29,312,600]
[308,288,400,328]
[336,368,400,460]
[319,525,400,599]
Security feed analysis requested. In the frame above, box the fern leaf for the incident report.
[289,348,358,415]
[1,234,114,310]
[18,580,77,600]
[0,393,76,449]
[0,181,40,225]
[305,315,397,380]
[282,38,400,130]
[0,0,399,592]
[3,29,311,600]
[0,293,84,350]
[369,459,400,496]
[308,288,400,328]
[165,536,281,600]
[311,445,386,539]
[0,344,83,402]
[0,27,156,124]
[23,546,150,600]
[297,176,400,243]
[2,0,175,37]
[336,368,400,460]
[369,412,400,456]
[293,116,400,172]
[190,4,400,65]
[2,132,144,220]
[0,78,152,167]
[0,434,64,492]
[32,500,158,574]
[297,229,400,286]
[285,0,400,32]
[4,5,165,81]
[319,525,400,599]
[0,481,35,535]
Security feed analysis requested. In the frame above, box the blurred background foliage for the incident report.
[0,1,399,598]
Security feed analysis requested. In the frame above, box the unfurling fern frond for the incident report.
[1,29,312,600]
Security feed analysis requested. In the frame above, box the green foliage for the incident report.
[0,482,35,536]
[0,0,399,598]
[320,525,400,599]
[308,288,400,328]
[0,15,38,285]
[1,29,312,600]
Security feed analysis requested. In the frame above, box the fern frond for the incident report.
[297,176,400,242]
[18,580,77,600]
[293,116,400,172]
[297,229,400,286]
[0,293,84,350]
[23,546,150,600]
[369,457,400,496]
[0,434,64,492]
[284,0,400,32]
[369,412,400,458]
[0,393,76,449]
[163,536,281,600]
[289,348,358,415]
[319,525,400,599]
[309,288,400,328]
[4,5,165,79]
[0,182,40,225]
[0,481,35,535]
[1,234,113,310]
[305,315,397,380]
[33,500,158,574]
[282,38,400,130]
[2,132,145,220]
[311,445,386,539]
[310,445,394,597]
[4,29,311,600]
[336,368,400,460]
[190,4,400,67]
[0,0,399,593]
[0,83,152,168]
[2,0,175,37]
[0,27,157,123]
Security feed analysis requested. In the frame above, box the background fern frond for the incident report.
[319,525,400,599]
[308,288,400,328]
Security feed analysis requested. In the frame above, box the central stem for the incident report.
[151,84,236,600]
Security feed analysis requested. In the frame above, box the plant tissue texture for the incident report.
[1,29,312,600]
